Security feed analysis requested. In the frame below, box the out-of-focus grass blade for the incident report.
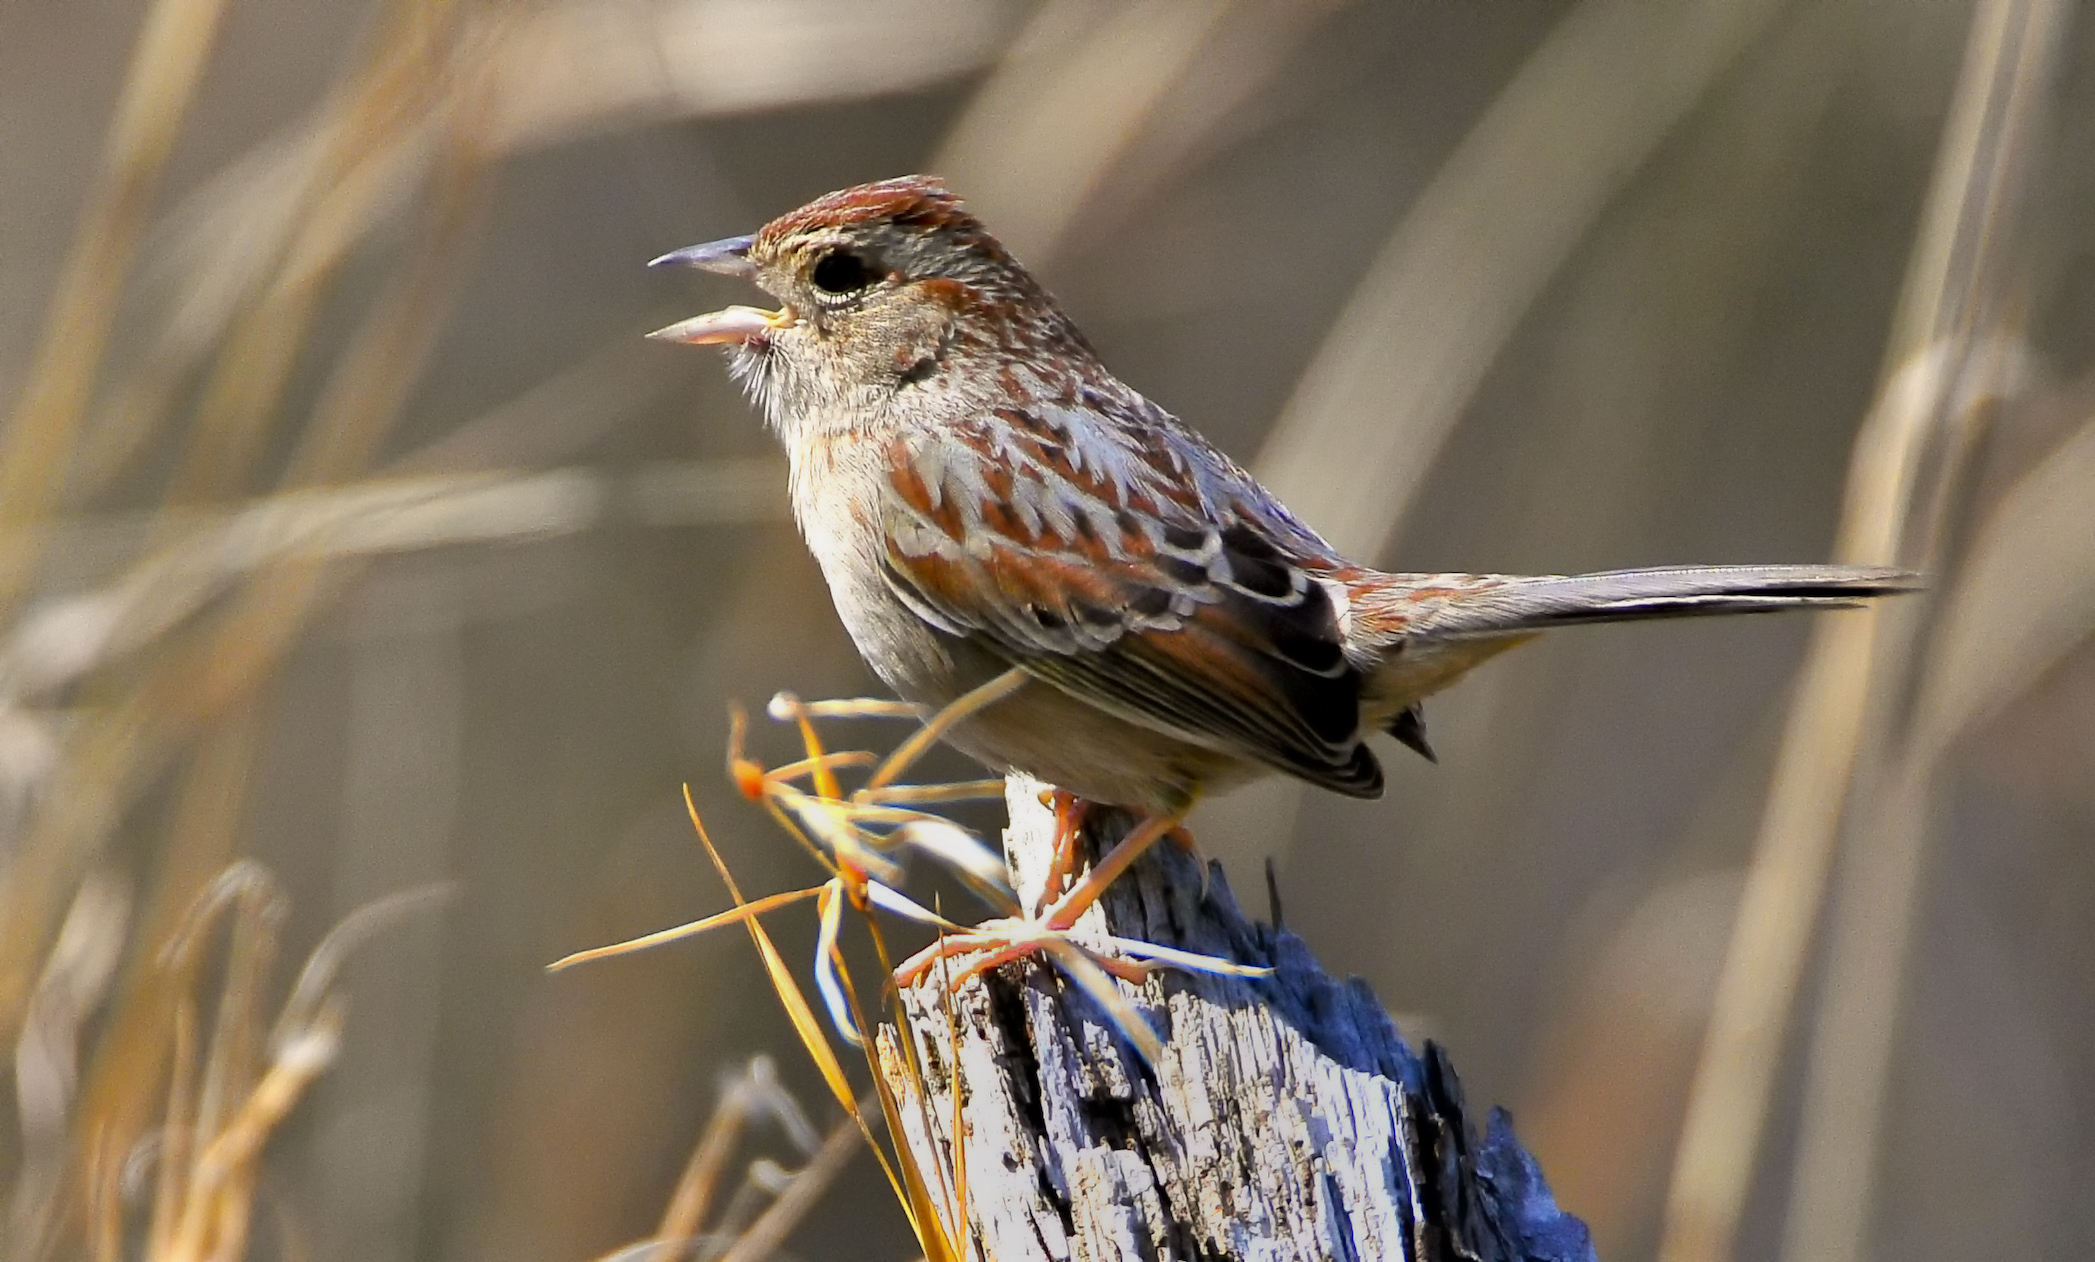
[1253,0,1793,558]
[9,870,130,1256]
[493,0,1019,149]
[1781,401,2091,1262]
[4,474,581,696]
[1666,0,2072,1258]
[1230,0,1808,906]
[13,870,129,1143]
[932,0,1235,262]
[1660,352,1950,1262]
[10,459,792,704]
[146,999,199,1262]
[64,706,261,1262]
[0,0,234,618]
[182,867,279,1164]
[184,1001,342,1216]
[0,30,494,1050]
[148,871,418,1262]
[112,0,1018,434]
[711,1111,866,1262]
[1907,414,2095,752]
[605,1055,824,1262]
[935,0,1336,265]
[642,1070,755,1262]
[681,788,916,1235]
[155,1,476,513]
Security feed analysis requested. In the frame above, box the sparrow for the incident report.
[648,176,1910,910]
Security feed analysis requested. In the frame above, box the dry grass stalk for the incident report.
[0,9,500,1252]
[0,0,498,1060]
[679,795,962,1262]
[1214,0,1818,887]
[3,860,441,1262]
[0,0,236,618]
[5,2,1367,1259]
[587,1053,869,1262]
[1660,1,2073,1259]
[555,701,1001,1262]
[931,0,1240,263]
[8,870,131,1250]
[91,0,1015,496]
[554,692,1294,1261]
[0,0,1031,1075]
[1251,0,1794,559]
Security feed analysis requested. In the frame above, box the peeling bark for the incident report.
[879,778,1597,1262]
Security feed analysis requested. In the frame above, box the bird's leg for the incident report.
[1034,788,1093,912]
[1043,810,1187,932]
[857,668,1028,797]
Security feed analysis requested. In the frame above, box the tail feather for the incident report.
[1392,564,1918,640]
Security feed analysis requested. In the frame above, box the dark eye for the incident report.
[810,249,876,297]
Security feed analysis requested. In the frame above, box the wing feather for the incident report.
[879,410,1382,798]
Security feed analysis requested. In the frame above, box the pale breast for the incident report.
[786,434,974,706]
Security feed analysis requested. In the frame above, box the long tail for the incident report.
[1349,564,1916,763]
[1361,564,1919,641]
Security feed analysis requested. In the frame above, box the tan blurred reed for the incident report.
[8,2,2088,1260]
[2,2,1016,1257]
[1660,1,2077,1260]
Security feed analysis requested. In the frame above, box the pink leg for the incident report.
[1045,812,1184,932]
[1036,789,1093,910]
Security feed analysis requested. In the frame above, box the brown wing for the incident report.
[876,400,1382,798]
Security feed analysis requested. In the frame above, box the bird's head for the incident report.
[648,176,1086,437]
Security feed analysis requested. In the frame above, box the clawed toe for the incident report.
[890,909,1272,1065]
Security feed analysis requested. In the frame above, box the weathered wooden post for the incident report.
[881,777,1596,1262]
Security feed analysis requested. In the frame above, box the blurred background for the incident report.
[2,0,2091,1260]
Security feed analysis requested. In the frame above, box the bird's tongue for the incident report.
[646,305,792,345]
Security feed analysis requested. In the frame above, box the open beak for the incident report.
[648,235,756,278]
[646,305,794,346]
[646,234,794,345]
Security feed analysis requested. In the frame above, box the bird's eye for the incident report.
[810,249,876,298]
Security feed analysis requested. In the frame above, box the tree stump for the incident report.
[878,777,1597,1262]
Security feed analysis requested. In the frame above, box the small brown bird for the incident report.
[650,176,1909,917]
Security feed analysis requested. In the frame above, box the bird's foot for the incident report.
[889,809,1262,1063]
[890,887,1269,1065]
